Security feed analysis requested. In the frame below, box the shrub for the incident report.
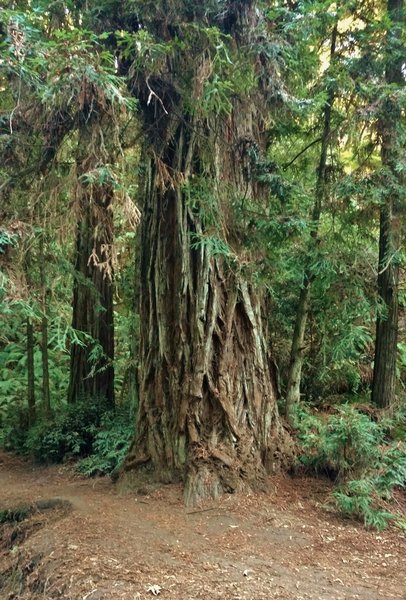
[333,479,395,530]
[293,404,383,479]
[333,442,406,530]
[381,404,406,441]
[77,408,133,476]
[24,397,104,463]
[293,403,406,529]
[0,400,29,453]
[1,393,133,472]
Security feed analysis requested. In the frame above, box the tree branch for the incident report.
[283,137,322,169]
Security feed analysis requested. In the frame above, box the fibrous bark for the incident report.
[68,102,115,408]
[122,1,291,505]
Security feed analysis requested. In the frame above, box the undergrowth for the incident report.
[76,408,133,476]
[0,396,133,477]
[292,403,406,530]
[24,398,103,462]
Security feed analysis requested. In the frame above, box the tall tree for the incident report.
[121,0,291,505]
[285,20,338,422]
[68,101,115,407]
[371,0,404,408]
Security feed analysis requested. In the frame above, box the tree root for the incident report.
[0,498,72,524]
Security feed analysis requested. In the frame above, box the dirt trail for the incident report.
[0,452,405,600]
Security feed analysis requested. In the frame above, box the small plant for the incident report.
[333,442,406,530]
[293,404,383,479]
[77,407,133,476]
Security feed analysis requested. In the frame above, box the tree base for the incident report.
[118,421,294,506]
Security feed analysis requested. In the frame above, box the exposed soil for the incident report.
[0,452,405,600]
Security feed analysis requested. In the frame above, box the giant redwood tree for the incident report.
[120,0,291,505]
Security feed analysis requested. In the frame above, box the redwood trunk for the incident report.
[372,206,399,408]
[124,137,287,504]
[122,2,290,504]
[68,114,115,407]
[371,0,403,408]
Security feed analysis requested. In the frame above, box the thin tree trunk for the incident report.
[285,23,337,423]
[24,247,36,426]
[121,241,140,412]
[285,281,311,420]
[39,234,51,416]
[68,112,115,408]
[41,316,51,415]
[121,2,292,505]
[26,317,36,426]
[371,0,403,408]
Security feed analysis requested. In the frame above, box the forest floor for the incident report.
[0,452,405,600]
